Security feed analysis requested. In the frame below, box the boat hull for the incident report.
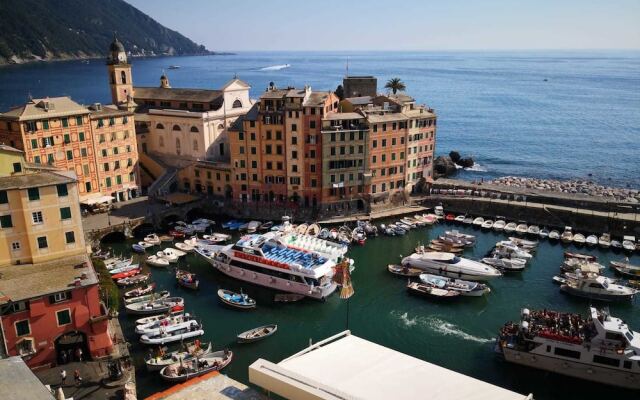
[560,285,635,302]
[210,259,336,300]
[501,346,640,390]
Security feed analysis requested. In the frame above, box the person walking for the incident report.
[60,369,67,386]
[74,369,82,386]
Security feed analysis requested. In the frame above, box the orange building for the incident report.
[228,84,338,208]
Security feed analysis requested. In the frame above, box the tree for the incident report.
[385,78,406,94]
[335,84,344,100]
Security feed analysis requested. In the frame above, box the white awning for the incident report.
[249,331,532,400]
[81,195,115,205]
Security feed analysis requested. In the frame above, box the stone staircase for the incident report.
[148,167,178,197]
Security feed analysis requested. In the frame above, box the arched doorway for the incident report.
[55,331,90,364]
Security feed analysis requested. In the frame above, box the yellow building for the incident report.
[0,145,85,265]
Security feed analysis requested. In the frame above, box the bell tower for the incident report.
[160,73,171,88]
[107,37,135,109]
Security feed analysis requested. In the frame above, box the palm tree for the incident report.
[385,78,406,94]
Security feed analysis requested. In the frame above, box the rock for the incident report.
[457,157,475,168]
[433,156,458,178]
[449,151,461,163]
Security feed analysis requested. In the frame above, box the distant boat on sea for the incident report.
[168,65,180,69]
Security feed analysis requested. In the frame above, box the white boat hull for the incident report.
[502,346,640,390]
[141,330,204,345]
[209,259,336,300]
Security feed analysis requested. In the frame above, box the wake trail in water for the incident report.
[390,311,492,344]
[455,162,488,172]
[259,64,291,71]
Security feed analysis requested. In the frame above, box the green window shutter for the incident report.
[60,207,72,220]
[66,150,73,160]
[56,184,68,197]
[65,231,75,243]
[27,188,40,201]
[31,139,38,149]
[0,191,7,204]
[0,215,12,228]
[79,132,85,141]
[42,120,49,130]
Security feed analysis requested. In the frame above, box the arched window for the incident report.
[156,123,164,129]
[121,71,127,84]
[172,124,181,131]
[232,99,242,108]
[217,124,224,131]
[193,140,199,151]
[159,136,164,147]
[190,126,199,133]
[176,138,181,155]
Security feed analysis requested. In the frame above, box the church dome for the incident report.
[110,38,125,53]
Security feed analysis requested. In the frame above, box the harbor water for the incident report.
[1,51,639,187]
[105,219,639,399]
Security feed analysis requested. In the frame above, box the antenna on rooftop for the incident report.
[345,56,349,77]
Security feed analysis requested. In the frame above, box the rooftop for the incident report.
[0,144,23,154]
[323,112,365,121]
[1,97,90,121]
[134,87,223,104]
[364,112,408,123]
[0,254,97,304]
[0,357,54,400]
[344,96,373,106]
[303,91,331,107]
[0,170,76,190]
[145,370,265,400]
[250,331,531,400]
[88,104,133,118]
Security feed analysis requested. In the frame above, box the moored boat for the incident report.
[503,222,517,233]
[175,269,199,290]
[111,268,141,280]
[217,289,256,310]
[140,322,204,345]
[573,233,586,246]
[561,226,574,243]
[598,233,611,249]
[145,341,212,372]
[585,235,598,246]
[548,230,560,241]
[124,283,156,298]
[515,223,528,236]
[560,273,636,302]
[125,297,184,315]
[116,273,151,287]
[144,234,161,245]
[407,281,460,300]
[387,264,423,277]
[493,220,506,231]
[538,227,549,239]
[124,291,170,305]
[419,273,490,296]
[401,251,502,281]
[482,256,526,271]
[237,324,277,343]
[159,350,232,382]
[472,217,484,227]
[146,255,170,267]
[481,219,494,230]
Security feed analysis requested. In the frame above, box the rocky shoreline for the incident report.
[488,176,640,203]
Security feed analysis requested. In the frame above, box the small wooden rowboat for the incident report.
[217,289,256,310]
[111,268,141,281]
[388,264,423,277]
[237,324,277,343]
[176,269,199,290]
[117,273,151,287]
[564,251,597,262]
[124,283,156,298]
[407,282,460,300]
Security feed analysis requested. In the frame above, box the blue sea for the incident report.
[1,51,639,187]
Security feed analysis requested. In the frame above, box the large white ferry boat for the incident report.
[202,232,338,300]
[497,307,640,389]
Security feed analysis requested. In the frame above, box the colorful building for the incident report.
[0,147,112,367]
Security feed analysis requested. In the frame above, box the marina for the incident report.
[100,213,639,399]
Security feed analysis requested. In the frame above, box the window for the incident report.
[251,147,256,155]
[266,145,272,154]
[292,151,298,159]
[156,123,165,129]
[13,162,21,173]
[66,150,73,160]
[76,116,83,125]
[291,123,297,132]
[60,207,72,220]
[232,99,243,108]
[593,355,619,367]
[37,236,48,249]
[309,121,316,129]
[554,347,581,359]
[0,191,6,204]
[64,133,70,144]
[32,211,43,224]
[106,177,112,188]
[190,126,199,133]
[65,231,75,244]
[81,148,88,157]
[85,182,92,192]
[83,165,89,175]
[50,292,69,303]
[43,120,49,130]
[26,121,37,131]
[373,140,377,148]
[113,147,119,155]
[42,137,53,147]
[0,214,12,228]
[47,154,54,164]
[103,163,110,172]
[56,309,72,326]
[101,149,108,157]
[15,320,30,336]
[34,156,41,164]
[28,188,40,201]
[173,124,181,131]
[31,139,38,149]
[56,184,68,197]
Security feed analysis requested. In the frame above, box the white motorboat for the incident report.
[109,263,140,275]
[573,233,586,246]
[205,232,339,300]
[147,255,171,267]
[136,313,194,335]
[623,236,637,252]
[598,233,611,249]
[125,297,184,315]
[296,223,309,235]
[105,256,133,270]
[497,307,640,390]
[157,250,179,263]
[611,239,622,250]
[548,230,560,241]
[515,223,528,235]
[434,206,444,216]
[140,323,204,345]
[137,241,155,249]
[504,222,517,233]
[246,221,261,233]
[306,223,321,237]
[401,252,502,281]
[419,273,490,297]
[472,217,485,227]
[527,225,540,236]
[493,220,506,231]
[135,310,185,326]
[462,216,474,225]
[175,242,194,252]
[136,318,199,337]
[191,218,213,226]
[441,230,476,247]
[454,215,466,223]
[585,235,598,246]
[481,220,494,230]
[202,233,231,244]
[124,291,170,305]
[539,228,549,239]
[560,272,637,302]
[159,350,232,382]
[400,218,417,228]
[162,247,186,259]
[561,227,574,243]
[145,341,212,372]
[494,242,533,260]
[482,257,526,271]
[507,237,538,250]
[144,234,161,245]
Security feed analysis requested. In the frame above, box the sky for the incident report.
[126,0,640,51]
